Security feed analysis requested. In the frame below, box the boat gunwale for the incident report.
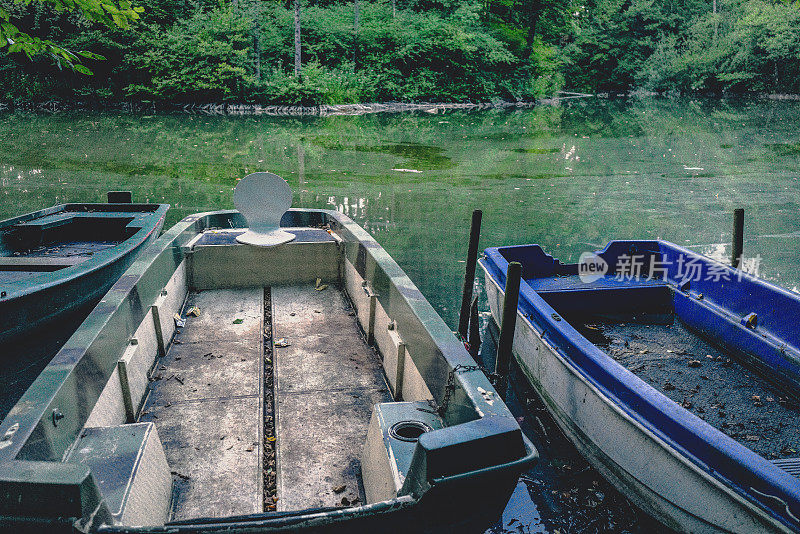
[481,241,800,532]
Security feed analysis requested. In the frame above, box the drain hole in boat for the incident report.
[390,421,432,442]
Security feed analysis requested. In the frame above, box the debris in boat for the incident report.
[341,497,351,506]
[290,312,296,316]
[688,360,702,368]
[171,471,191,481]
[315,278,328,291]
[478,386,496,405]
[186,306,201,317]
[744,435,760,442]
[233,318,244,324]
[586,319,800,458]
[275,338,290,347]
[333,485,346,494]
[174,313,186,328]
[391,168,422,173]
[681,399,693,409]
[314,309,322,313]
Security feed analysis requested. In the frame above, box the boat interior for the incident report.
[0,208,534,532]
[493,241,800,466]
[0,203,165,281]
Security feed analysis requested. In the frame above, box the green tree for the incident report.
[0,0,142,70]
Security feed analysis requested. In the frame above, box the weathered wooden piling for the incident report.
[458,209,482,340]
[732,208,744,268]
[495,261,522,388]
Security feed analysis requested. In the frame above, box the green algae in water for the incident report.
[766,142,800,156]
[311,136,454,170]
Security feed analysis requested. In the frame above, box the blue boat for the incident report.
[0,199,169,420]
[481,240,800,533]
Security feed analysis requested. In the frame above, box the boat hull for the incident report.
[0,209,535,533]
[0,204,168,347]
[482,266,791,534]
[0,203,168,421]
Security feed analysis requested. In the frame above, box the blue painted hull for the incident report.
[481,240,800,533]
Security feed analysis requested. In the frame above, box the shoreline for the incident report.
[4,92,798,115]
[0,95,592,115]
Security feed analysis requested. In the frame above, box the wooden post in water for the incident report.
[468,296,480,358]
[496,261,522,390]
[458,209,482,340]
[107,191,132,203]
[732,208,744,268]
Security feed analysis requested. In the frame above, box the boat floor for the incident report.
[6,240,122,259]
[140,283,390,521]
[0,240,121,283]
[272,284,391,511]
[577,319,800,459]
[140,288,264,520]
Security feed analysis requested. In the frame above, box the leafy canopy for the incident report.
[0,0,142,71]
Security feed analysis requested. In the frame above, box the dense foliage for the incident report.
[0,0,561,103]
[2,0,800,103]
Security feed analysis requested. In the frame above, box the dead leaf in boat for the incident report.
[681,399,693,409]
[333,485,346,494]
[315,278,328,291]
[688,360,702,368]
[186,306,200,317]
[477,386,496,405]
[173,313,186,328]
[267,436,276,442]
[341,497,351,506]
[663,381,676,391]
[275,338,290,347]
[744,435,760,442]
[232,318,244,324]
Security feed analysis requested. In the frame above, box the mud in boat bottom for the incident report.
[139,283,391,520]
[574,318,800,459]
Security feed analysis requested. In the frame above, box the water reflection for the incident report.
[2,98,800,532]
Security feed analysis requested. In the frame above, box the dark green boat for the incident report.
[0,196,169,420]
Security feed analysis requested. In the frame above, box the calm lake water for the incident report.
[2,97,800,532]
